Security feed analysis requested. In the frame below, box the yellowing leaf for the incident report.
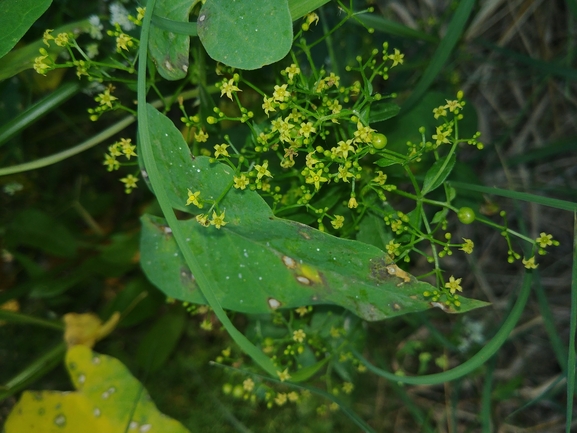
[5,345,190,433]
[63,312,120,348]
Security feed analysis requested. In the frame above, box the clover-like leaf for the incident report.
[197,0,293,70]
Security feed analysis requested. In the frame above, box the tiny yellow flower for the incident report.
[432,126,451,146]
[108,143,123,157]
[186,189,203,208]
[210,210,227,229]
[103,154,119,171]
[445,276,463,295]
[388,48,404,67]
[200,319,212,330]
[306,169,328,191]
[120,174,138,193]
[292,329,306,343]
[460,238,474,254]
[331,215,345,229]
[336,139,355,159]
[116,33,133,51]
[95,88,117,109]
[255,161,272,180]
[295,306,309,317]
[33,55,51,75]
[277,368,291,382]
[243,378,255,392]
[54,33,70,47]
[262,96,276,116]
[522,256,538,269]
[220,78,241,100]
[119,138,137,159]
[298,121,316,138]
[536,232,553,248]
[275,393,287,406]
[194,129,209,143]
[444,99,463,112]
[386,240,401,257]
[287,391,299,402]
[195,214,210,227]
[42,29,54,46]
[272,84,290,102]
[373,170,388,185]
[337,165,354,182]
[342,382,354,394]
[433,106,447,119]
[284,63,300,80]
[348,197,358,209]
[233,174,250,190]
[214,143,229,158]
[136,7,146,21]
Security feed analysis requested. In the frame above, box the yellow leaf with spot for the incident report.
[4,345,190,433]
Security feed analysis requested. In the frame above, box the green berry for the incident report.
[371,133,387,149]
[457,207,476,224]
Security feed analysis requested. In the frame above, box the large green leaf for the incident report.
[4,345,190,433]
[0,0,52,59]
[139,105,488,321]
[197,0,293,70]
[149,0,194,80]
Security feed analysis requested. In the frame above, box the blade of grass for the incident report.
[137,2,277,377]
[401,0,475,112]
[0,342,66,401]
[352,270,533,385]
[0,82,80,147]
[450,181,577,212]
[567,213,577,433]
[481,356,496,433]
[354,14,438,43]
[0,310,64,330]
[0,88,208,177]
[478,40,577,81]
[533,271,568,372]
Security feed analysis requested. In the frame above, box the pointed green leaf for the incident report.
[139,105,488,321]
[422,153,456,195]
[0,0,52,59]
[197,0,293,70]
[368,101,401,124]
[149,0,194,80]
[5,346,190,433]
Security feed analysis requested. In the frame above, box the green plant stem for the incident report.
[566,212,577,433]
[0,342,66,401]
[137,1,277,377]
[0,310,64,330]
[353,270,533,385]
[0,82,80,147]
[0,89,202,177]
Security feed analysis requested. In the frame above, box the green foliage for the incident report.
[1,0,574,431]
[0,0,52,59]
[139,105,487,319]
[149,0,195,80]
[197,0,293,70]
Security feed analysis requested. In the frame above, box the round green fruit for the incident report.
[457,207,476,224]
[371,133,387,149]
